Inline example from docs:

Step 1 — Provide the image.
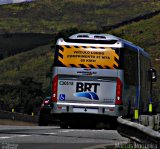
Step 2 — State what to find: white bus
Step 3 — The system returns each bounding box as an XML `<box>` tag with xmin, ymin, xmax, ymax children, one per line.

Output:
<box><xmin>51</xmin><ymin>33</ymin><xmax>157</xmax><ymax>128</ymax></box>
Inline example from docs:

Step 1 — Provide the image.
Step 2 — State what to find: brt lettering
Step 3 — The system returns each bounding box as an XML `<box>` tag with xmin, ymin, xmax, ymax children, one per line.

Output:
<box><xmin>76</xmin><ymin>82</ymin><xmax>100</xmax><ymax>93</ymax></box>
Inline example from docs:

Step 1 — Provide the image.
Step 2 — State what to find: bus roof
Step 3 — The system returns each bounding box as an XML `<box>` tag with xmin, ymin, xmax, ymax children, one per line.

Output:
<box><xmin>57</xmin><ymin>33</ymin><xmax>149</xmax><ymax>57</ymax></box>
<box><xmin>69</xmin><ymin>33</ymin><xmax>120</xmax><ymax>40</ymax></box>
<box><xmin>57</xmin><ymin>33</ymin><xmax>123</xmax><ymax>48</ymax></box>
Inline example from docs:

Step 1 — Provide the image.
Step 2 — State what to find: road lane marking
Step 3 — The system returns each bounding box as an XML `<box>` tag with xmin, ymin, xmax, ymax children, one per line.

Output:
<box><xmin>0</xmin><ymin>135</ymin><xmax>31</xmax><ymax>140</ymax></box>
<box><xmin>0</xmin><ymin>137</ymin><xmax>11</xmax><ymax>139</ymax></box>
<box><xmin>43</xmin><ymin>133</ymin><xmax>57</xmax><ymax>135</ymax></box>
<box><xmin>59</xmin><ymin>130</ymin><xmax>75</xmax><ymax>133</ymax></box>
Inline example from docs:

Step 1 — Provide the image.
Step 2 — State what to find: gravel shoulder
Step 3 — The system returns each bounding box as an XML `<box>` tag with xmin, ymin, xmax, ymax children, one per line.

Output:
<box><xmin>0</xmin><ymin>119</ymin><xmax>37</xmax><ymax>126</ymax></box>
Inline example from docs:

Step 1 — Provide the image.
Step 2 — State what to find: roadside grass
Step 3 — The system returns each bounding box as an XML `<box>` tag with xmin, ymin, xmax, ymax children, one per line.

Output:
<box><xmin>0</xmin><ymin>119</ymin><xmax>37</xmax><ymax>126</ymax></box>
<box><xmin>0</xmin><ymin>0</ymin><xmax>160</xmax><ymax>33</ymax></box>
<box><xmin>0</xmin><ymin>0</ymin><xmax>160</xmax><ymax>113</ymax></box>
<box><xmin>108</xmin><ymin>14</ymin><xmax>160</xmax><ymax>92</ymax></box>
<box><xmin>0</xmin><ymin>44</ymin><xmax>54</xmax><ymax>90</ymax></box>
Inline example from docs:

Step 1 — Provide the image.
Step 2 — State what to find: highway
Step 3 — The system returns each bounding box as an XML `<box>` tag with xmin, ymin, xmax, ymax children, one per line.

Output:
<box><xmin>0</xmin><ymin>125</ymin><xmax>128</xmax><ymax>149</ymax></box>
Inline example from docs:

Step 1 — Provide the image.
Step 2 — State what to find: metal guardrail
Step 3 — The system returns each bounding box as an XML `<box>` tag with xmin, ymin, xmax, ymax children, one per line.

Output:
<box><xmin>117</xmin><ymin>117</ymin><xmax>160</xmax><ymax>148</ymax></box>
<box><xmin>0</xmin><ymin>110</ymin><xmax>38</xmax><ymax>123</ymax></box>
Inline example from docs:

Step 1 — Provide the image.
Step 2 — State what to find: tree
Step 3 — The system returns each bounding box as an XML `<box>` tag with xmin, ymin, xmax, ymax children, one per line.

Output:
<box><xmin>19</xmin><ymin>77</ymin><xmax>43</xmax><ymax>114</ymax></box>
<box><xmin>0</xmin><ymin>77</ymin><xmax>44</xmax><ymax>114</ymax></box>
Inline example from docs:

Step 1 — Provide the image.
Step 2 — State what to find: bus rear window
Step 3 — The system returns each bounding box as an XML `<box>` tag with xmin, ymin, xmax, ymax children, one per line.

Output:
<box><xmin>54</xmin><ymin>45</ymin><xmax>121</xmax><ymax>69</ymax></box>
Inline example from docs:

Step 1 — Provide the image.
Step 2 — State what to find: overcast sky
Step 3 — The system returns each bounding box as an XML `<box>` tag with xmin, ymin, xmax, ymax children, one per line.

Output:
<box><xmin>0</xmin><ymin>0</ymin><xmax>33</xmax><ymax>5</ymax></box>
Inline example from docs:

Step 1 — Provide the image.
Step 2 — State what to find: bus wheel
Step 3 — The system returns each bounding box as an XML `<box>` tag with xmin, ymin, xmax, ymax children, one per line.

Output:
<box><xmin>60</xmin><ymin>121</ymin><xmax>68</xmax><ymax>129</ymax></box>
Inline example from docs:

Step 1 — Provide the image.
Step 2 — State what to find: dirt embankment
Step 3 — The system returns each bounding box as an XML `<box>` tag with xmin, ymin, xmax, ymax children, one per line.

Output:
<box><xmin>0</xmin><ymin>110</ymin><xmax>38</xmax><ymax>126</ymax></box>
<box><xmin>0</xmin><ymin>119</ymin><xmax>37</xmax><ymax>126</ymax></box>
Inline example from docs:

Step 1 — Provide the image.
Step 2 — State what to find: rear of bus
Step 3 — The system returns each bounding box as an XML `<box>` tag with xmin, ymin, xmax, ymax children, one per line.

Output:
<box><xmin>51</xmin><ymin>33</ymin><xmax>124</xmax><ymax>125</ymax></box>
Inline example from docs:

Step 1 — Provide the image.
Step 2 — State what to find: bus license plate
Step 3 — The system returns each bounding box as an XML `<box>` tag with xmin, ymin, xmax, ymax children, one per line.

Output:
<box><xmin>73</xmin><ymin>108</ymin><xmax>98</xmax><ymax>113</ymax></box>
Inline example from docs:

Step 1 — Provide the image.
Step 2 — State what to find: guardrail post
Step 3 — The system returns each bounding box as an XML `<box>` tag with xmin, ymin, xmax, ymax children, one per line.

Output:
<box><xmin>11</xmin><ymin>108</ymin><xmax>15</xmax><ymax>120</ymax></box>
<box><xmin>134</xmin><ymin>108</ymin><xmax>139</xmax><ymax>122</ymax></box>
<box><xmin>154</xmin><ymin>114</ymin><xmax>160</xmax><ymax>130</ymax></box>
<box><xmin>139</xmin><ymin>115</ymin><xmax>149</xmax><ymax>126</ymax></box>
<box><xmin>12</xmin><ymin>108</ymin><xmax>14</xmax><ymax>113</ymax></box>
<box><xmin>149</xmin><ymin>102</ymin><xmax>152</xmax><ymax>115</ymax></box>
<box><xmin>148</xmin><ymin>115</ymin><xmax>154</xmax><ymax>129</ymax></box>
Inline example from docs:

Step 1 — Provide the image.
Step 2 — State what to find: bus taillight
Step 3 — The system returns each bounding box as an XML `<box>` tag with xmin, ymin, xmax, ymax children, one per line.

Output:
<box><xmin>115</xmin><ymin>78</ymin><xmax>123</xmax><ymax>105</ymax></box>
<box><xmin>52</xmin><ymin>75</ymin><xmax>58</xmax><ymax>102</ymax></box>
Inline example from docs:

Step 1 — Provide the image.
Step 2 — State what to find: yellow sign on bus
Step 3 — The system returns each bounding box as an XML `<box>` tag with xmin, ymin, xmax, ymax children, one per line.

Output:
<box><xmin>58</xmin><ymin>45</ymin><xmax>119</xmax><ymax>69</ymax></box>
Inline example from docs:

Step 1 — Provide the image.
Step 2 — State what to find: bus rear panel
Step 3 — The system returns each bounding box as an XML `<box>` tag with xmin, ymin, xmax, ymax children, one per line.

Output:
<box><xmin>51</xmin><ymin>34</ymin><xmax>124</xmax><ymax>124</ymax></box>
<box><xmin>52</xmin><ymin>68</ymin><xmax>123</xmax><ymax>116</ymax></box>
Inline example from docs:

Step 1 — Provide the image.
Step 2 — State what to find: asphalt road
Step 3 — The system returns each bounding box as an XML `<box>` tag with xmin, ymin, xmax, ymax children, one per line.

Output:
<box><xmin>0</xmin><ymin>125</ymin><xmax>128</xmax><ymax>149</ymax></box>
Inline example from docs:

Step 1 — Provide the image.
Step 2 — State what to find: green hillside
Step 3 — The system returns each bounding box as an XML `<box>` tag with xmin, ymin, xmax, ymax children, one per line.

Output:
<box><xmin>0</xmin><ymin>44</ymin><xmax>54</xmax><ymax>113</ymax></box>
<box><xmin>0</xmin><ymin>0</ymin><xmax>160</xmax><ymax>113</ymax></box>
<box><xmin>0</xmin><ymin>33</ymin><xmax>53</xmax><ymax>59</ymax></box>
<box><xmin>109</xmin><ymin>13</ymin><xmax>160</xmax><ymax>98</ymax></box>
<box><xmin>0</xmin><ymin>0</ymin><xmax>160</xmax><ymax>33</ymax></box>
<box><xmin>0</xmin><ymin>44</ymin><xmax>54</xmax><ymax>91</ymax></box>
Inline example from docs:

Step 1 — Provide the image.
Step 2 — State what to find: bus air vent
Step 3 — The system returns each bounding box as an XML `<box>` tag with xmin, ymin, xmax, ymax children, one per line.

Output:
<box><xmin>94</xmin><ymin>36</ymin><xmax>106</xmax><ymax>39</ymax></box>
<box><xmin>77</xmin><ymin>35</ymin><xmax>89</xmax><ymax>38</ymax></box>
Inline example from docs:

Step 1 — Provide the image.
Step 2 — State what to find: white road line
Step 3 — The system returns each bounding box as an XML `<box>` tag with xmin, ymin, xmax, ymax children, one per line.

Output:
<box><xmin>16</xmin><ymin>135</ymin><xmax>31</xmax><ymax>137</ymax></box>
<box><xmin>59</xmin><ymin>130</ymin><xmax>75</xmax><ymax>133</ymax></box>
<box><xmin>59</xmin><ymin>130</ymin><xmax>105</xmax><ymax>133</ymax></box>
<box><xmin>0</xmin><ymin>137</ymin><xmax>11</xmax><ymax>139</ymax></box>
<box><xmin>44</xmin><ymin>133</ymin><xmax>57</xmax><ymax>135</ymax></box>
<box><xmin>0</xmin><ymin>135</ymin><xmax>30</xmax><ymax>139</ymax></box>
